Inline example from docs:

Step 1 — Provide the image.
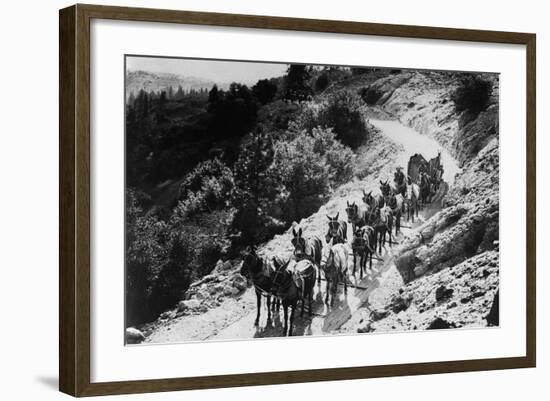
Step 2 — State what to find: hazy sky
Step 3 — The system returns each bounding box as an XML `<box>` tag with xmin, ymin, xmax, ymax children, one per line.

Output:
<box><xmin>126</xmin><ymin>56</ymin><xmax>288</xmax><ymax>86</ymax></box>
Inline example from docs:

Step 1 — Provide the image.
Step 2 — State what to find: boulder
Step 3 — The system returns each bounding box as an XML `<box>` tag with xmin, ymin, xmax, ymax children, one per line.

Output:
<box><xmin>435</xmin><ymin>285</ymin><xmax>454</xmax><ymax>302</ymax></box>
<box><xmin>178</xmin><ymin>299</ymin><xmax>200</xmax><ymax>312</ymax></box>
<box><xmin>370</xmin><ymin>309</ymin><xmax>389</xmax><ymax>321</ymax></box>
<box><xmin>159</xmin><ymin>310</ymin><xmax>175</xmax><ymax>320</ymax></box>
<box><xmin>125</xmin><ymin>327</ymin><xmax>145</xmax><ymax>344</ymax></box>
<box><xmin>357</xmin><ymin>323</ymin><xmax>373</xmax><ymax>333</ymax></box>
<box><xmin>426</xmin><ymin>317</ymin><xmax>456</xmax><ymax>330</ymax></box>
<box><xmin>231</xmin><ymin>274</ymin><xmax>248</xmax><ymax>291</ymax></box>
<box><xmin>391</xmin><ymin>295</ymin><xmax>412</xmax><ymax>314</ymax></box>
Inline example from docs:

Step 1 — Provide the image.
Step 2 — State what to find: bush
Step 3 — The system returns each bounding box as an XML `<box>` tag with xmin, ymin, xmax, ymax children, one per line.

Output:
<box><xmin>318</xmin><ymin>91</ymin><xmax>369</xmax><ymax>149</ymax></box>
<box><xmin>177</xmin><ymin>158</ymin><xmax>234</xmax><ymax>217</ymax></box>
<box><xmin>451</xmin><ymin>74</ymin><xmax>492</xmax><ymax>114</ymax></box>
<box><xmin>314</xmin><ymin>73</ymin><xmax>330</xmax><ymax>92</ymax></box>
<box><xmin>310</xmin><ymin>127</ymin><xmax>355</xmax><ymax>185</ymax></box>
<box><xmin>359</xmin><ymin>86</ymin><xmax>383</xmax><ymax>105</ymax></box>
<box><xmin>269</xmin><ymin>132</ymin><xmax>332</xmax><ymax>223</ymax></box>
<box><xmin>126</xmin><ymin>187</ymin><xmax>233</xmax><ymax>325</ymax></box>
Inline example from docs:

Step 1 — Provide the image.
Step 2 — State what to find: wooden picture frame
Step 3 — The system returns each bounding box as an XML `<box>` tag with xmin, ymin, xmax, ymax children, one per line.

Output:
<box><xmin>59</xmin><ymin>3</ymin><xmax>536</xmax><ymax>397</ymax></box>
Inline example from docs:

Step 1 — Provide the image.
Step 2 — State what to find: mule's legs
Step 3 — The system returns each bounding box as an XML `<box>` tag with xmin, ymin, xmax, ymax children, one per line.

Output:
<box><xmin>343</xmin><ymin>271</ymin><xmax>348</xmax><ymax>294</ymax></box>
<box><xmin>325</xmin><ymin>279</ymin><xmax>330</xmax><ymax>304</ymax></box>
<box><xmin>266</xmin><ymin>295</ymin><xmax>272</xmax><ymax>322</ymax></box>
<box><xmin>395</xmin><ymin>214</ymin><xmax>400</xmax><ymax>236</ymax></box>
<box><xmin>369</xmin><ymin>250</ymin><xmax>373</xmax><ymax>270</ymax></box>
<box><xmin>254</xmin><ymin>290</ymin><xmax>261</xmax><ymax>326</ymax></box>
<box><xmin>353</xmin><ymin>252</ymin><xmax>357</xmax><ymax>276</ymax></box>
<box><xmin>282</xmin><ymin>304</ymin><xmax>288</xmax><ymax>336</ymax></box>
<box><xmin>288</xmin><ymin>302</ymin><xmax>296</xmax><ymax>336</ymax></box>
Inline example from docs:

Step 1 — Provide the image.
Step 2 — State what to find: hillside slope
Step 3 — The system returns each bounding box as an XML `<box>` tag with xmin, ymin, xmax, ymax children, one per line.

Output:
<box><xmin>345</xmin><ymin>71</ymin><xmax>500</xmax><ymax>333</ymax></box>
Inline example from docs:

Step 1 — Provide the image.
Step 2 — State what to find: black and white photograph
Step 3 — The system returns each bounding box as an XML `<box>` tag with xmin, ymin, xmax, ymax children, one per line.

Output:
<box><xmin>124</xmin><ymin>56</ymin><xmax>500</xmax><ymax>344</ymax></box>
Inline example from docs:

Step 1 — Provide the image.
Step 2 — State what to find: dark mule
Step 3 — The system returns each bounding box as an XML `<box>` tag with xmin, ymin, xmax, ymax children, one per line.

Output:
<box><xmin>325</xmin><ymin>213</ymin><xmax>348</xmax><ymax>245</ymax></box>
<box><xmin>393</xmin><ymin>168</ymin><xmax>407</xmax><ymax>197</ymax></box>
<box><xmin>271</xmin><ymin>258</ymin><xmax>317</xmax><ymax>336</ymax></box>
<box><xmin>345</xmin><ymin>201</ymin><xmax>370</xmax><ymax>233</ymax></box>
<box><xmin>419</xmin><ymin>172</ymin><xmax>432</xmax><ymax>205</ymax></box>
<box><xmin>322</xmin><ymin>243</ymin><xmax>349</xmax><ymax>306</ymax></box>
<box><xmin>291</xmin><ymin>227</ymin><xmax>323</xmax><ymax>283</ymax></box>
<box><xmin>240</xmin><ymin>247</ymin><xmax>278</xmax><ymax>326</ymax></box>
<box><xmin>351</xmin><ymin>226</ymin><xmax>376</xmax><ymax>279</ymax></box>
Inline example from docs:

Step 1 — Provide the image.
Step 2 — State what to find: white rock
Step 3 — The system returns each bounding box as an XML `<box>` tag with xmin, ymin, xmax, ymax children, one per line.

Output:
<box><xmin>178</xmin><ymin>299</ymin><xmax>200</xmax><ymax>312</ymax></box>
<box><xmin>125</xmin><ymin>327</ymin><xmax>145</xmax><ymax>344</ymax></box>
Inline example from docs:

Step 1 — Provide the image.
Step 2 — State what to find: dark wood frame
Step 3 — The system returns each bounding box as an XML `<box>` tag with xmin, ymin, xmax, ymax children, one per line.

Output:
<box><xmin>59</xmin><ymin>3</ymin><xmax>536</xmax><ymax>397</ymax></box>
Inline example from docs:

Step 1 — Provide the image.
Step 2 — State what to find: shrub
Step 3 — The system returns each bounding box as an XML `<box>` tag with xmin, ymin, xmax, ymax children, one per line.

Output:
<box><xmin>451</xmin><ymin>74</ymin><xmax>492</xmax><ymax>114</ymax></box>
<box><xmin>359</xmin><ymin>86</ymin><xmax>383</xmax><ymax>105</ymax></box>
<box><xmin>177</xmin><ymin>158</ymin><xmax>234</xmax><ymax>217</ymax></box>
<box><xmin>310</xmin><ymin>127</ymin><xmax>355</xmax><ymax>185</ymax></box>
<box><xmin>126</xmin><ymin>187</ymin><xmax>233</xmax><ymax>325</ymax></box>
<box><xmin>269</xmin><ymin>133</ymin><xmax>332</xmax><ymax>223</ymax></box>
<box><xmin>126</xmin><ymin>190</ymin><xmax>170</xmax><ymax>325</ymax></box>
<box><xmin>314</xmin><ymin>73</ymin><xmax>330</xmax><ymax>93</ymax></box>
<box><xmin>318</xmin><ymin>91</ymin><xmax>369</xmax><ymax>149</ymax></box>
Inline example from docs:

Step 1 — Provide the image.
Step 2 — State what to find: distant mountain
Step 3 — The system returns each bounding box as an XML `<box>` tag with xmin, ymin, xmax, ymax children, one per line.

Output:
<box><xmin>126</xmin><ymin>70</ymin><xmax>229</xmax><ymax>99</ymax></box>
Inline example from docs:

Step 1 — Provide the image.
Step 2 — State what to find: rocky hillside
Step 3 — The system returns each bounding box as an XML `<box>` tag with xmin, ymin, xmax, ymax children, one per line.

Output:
<box><xmin>349</xmin><ymin>71</ymin><xmax>500</xmax><ymax>333</ymax></box>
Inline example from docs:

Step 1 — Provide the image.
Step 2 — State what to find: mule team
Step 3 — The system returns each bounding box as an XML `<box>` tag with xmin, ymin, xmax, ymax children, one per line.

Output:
<box><xmin>240</xmin><ymin>154</ymin><xmax>444</xmax><ymax>336</ymax></box>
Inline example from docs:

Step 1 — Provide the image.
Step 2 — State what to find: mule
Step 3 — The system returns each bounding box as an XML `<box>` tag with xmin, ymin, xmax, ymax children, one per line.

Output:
<box><xmin>363</xmin><ymin>190</ymin><xmax>385</xmax><ymax>211</ymax></box>
<box><xmin>351</xmin><ymin>226</ymin><xmax>376</xmax><ymax>279</ymax></box>
<box><xmin>325</xmin><ymin>213</ymin><xmax>348</xmax><ymax>245</ymax></box>
<box><xmin>380</xmin><ymin>180</ymin><xmax>404</xmax><ymax>235</ymax></box>
<box><xmin>373</xmin><ymin>207</ymin><xmax>394</xmax><ymax>253</ymax></box>
<box><xmin>291</xmin><ymin>227</ymin><xmax>323</xmax><ymax>284</ymax></box>
<box><xmin>386</xmin><ymin>192</ymin><xmax>404</xmax><ymax>235</ymax></box>
<box><xmin>345</xmin><ymin>201</ymin><xmax>370</xmax><ymax>233</ymax></box>
<box><xmin>405</xmin><ymin>176</ymin><xmax>420</xmax><ymax>222</ymax></box>
<box><xmin>419</xmin><ymin>172</ymin><xmax>433</xmax><ymax>205</ymax></box>
<box><xmin>240</xmin><ymin>247</ymin><xmax>278</xmax><ymax>326</ymax></box>
<box><xmin>271</xmin><ymin>258</ymin><xmax>317</xmax><ymax>336</ymax></box>
<box><xmin>322</xmin><ymin>243</ymin><xmax>349</xmax><ymax>306</ymax></box>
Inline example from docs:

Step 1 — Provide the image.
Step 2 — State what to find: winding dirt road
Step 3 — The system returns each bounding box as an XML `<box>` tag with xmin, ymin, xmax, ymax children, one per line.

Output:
<box><xmin>145</xmin><ymin>119</ymin><xmax>461</xmax><ymax>344</ymax></box>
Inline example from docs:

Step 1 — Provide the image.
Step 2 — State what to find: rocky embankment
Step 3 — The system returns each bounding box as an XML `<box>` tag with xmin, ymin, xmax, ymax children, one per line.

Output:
<box><xmin>350</xmin><ymin>71</ymin><xmax>500</xmax><ymax>332</ymax></box>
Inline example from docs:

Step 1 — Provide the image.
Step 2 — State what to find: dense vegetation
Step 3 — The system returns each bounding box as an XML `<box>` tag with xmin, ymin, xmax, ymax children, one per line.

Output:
<box><xmin>451</xmin><ymin>74</ymin><xmax>493</xmax><ymax>115</ymax></box>
<box><xmin>126</xmin><ymin>64</ymin><xmax>378</xmax><ymax>325</ymax></box>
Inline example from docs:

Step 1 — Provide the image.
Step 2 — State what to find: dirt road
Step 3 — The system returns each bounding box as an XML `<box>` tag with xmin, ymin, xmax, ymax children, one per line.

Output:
<box><xmin>145</xmin><ymin>119</ymin><xmax>460</xmax><ymax>344</ymax></box>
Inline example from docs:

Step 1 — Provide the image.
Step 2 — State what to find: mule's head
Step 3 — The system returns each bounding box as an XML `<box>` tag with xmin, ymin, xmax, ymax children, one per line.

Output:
<box><xmin>327</xmin><ymin>213</ymin><xmax>341</xmax><ymax>237</ymax></box>
<box><xmin>292</xmin><ymin>227</ymin><xmax>306</xmax><ymax>258</ymax></box>
<box><xmin>240</xmin><ymin>246</ymin><xmax>258</xmax><ymax>277</ymax></box>
<box><xmin>352</xmin><ymin>228</ymin><xmax>365</xmax><ymax>249</ymax></box>
<box><xmin>345</xmin><ymin>201</ymin><xmax>357</xmax><ymax>223</ymax></box>
<box><xmin>362</xmin><ymin>190</ymin><xmax>372</xmax><ymax>206</ymax></box>
<box><xmin>271</xmin><ymin>257</ymin><xmax>290</xmax><ymax>291</ymax></box>
<box><xmin>380</xmin><ymin>180</ymin><xmax>391</xmax><ymax>196</ymax></box>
